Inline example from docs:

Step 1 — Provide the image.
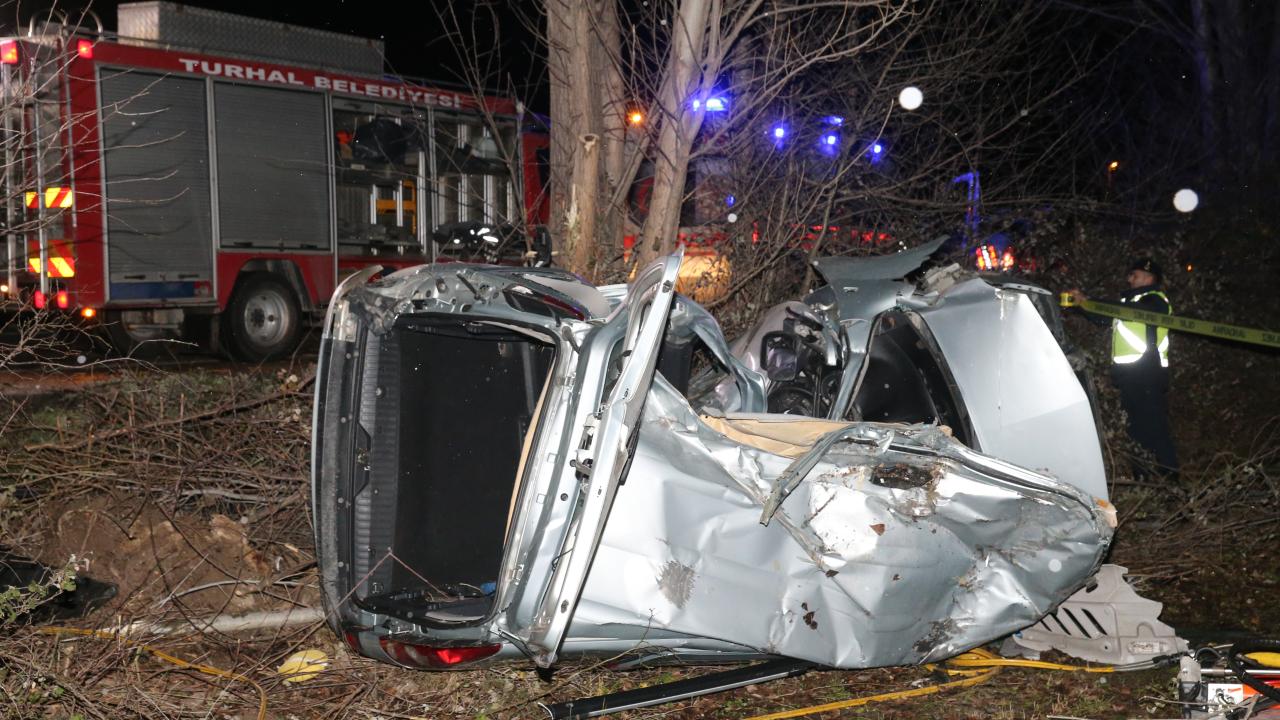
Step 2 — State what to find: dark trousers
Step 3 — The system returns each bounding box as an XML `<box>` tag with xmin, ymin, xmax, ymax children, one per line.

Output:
<box><xmin>1113</xmin><ymin>365</ymin><xmax>1179</xmax><ymax>480</ymax></box>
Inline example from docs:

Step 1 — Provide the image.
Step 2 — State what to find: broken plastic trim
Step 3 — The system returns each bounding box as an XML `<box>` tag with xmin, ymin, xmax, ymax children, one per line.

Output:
<box><xmin>539</xmin><ymin>659</ymin><xmax>813</xmax><ymax>719</ymax></box>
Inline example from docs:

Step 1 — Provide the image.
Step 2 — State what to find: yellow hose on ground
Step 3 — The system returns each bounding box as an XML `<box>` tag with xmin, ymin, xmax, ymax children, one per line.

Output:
<box><xmin>944</xmin><ymin>655</ymin><xmax>1114</xmax><ymax>673</ymax></box>
<box><xmin>743</xmin><ymin>648</ymin><xmax>1117</xmax><ymax>720</ymax></box>
<box><xmin>37</xmin><ymin>626</ymin><xmax>267</xmax><ymax>720</ymax></box>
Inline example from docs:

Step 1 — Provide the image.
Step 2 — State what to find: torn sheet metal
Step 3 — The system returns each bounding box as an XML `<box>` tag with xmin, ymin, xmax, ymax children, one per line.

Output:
<box><xmin>912</xmin><ymin>279</ymin><xmax>1107</xmax><ymax>499</ymax></box>
<box><xmin>572</xmin><ymin>376</ymin><xmax>1113</xmax><ymax>668</ymax></box>
<box><xmin>313</xmin><ymin>247</ymin><xmax>1117</xmax><ymax>674</ymax></box>
<box><xmin>731</xmin><ymin>238</ymin><xmax>948</xmax><ymax>420</ymax></box>
<box><xmin>729</xmin><ymin>256</ymin><xmax>1106</xmax><ymax>500</ymax></box>
<box><xmin>669</xmin><ymin>296</ymin><xmax>768</xmax><ymax>413</ymax></box>
<box><xmin>811</xmin><ymin>236</ymin><xmax>947</xmax><ymax>283</ymax></box>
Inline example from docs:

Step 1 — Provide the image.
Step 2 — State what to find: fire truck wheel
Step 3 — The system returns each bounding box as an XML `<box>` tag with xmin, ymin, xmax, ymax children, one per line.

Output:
<box><xmin>226</xmin><ymin>273</ymin><xmax>302</xmax><ymax>361</ymax></box>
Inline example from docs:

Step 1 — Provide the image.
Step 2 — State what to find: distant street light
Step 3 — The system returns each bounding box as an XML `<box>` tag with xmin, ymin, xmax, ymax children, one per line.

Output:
<box><xmin>627</xmin><ymin>110</ymin><xmax>644</xmax><ymax>127</ymax></box>
<box><xmin>1173</xmin><ymin>189</ymin><xmax>1199</xmax><ymax>213</ymax></box>
<box><xmin>899</xmin><ymin>86</ymin><xmax>923</xmax><ymax>111</ymax></box>
<box><xmin>1108</xmin><ymin>160</ymin><xmax>1119</xmax><ymax>172</ymax></box>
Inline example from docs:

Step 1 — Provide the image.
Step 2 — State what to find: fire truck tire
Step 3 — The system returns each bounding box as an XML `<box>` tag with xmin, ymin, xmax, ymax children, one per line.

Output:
<box><xmin>226</xmin><ymin>273</ymin><xmax>302</xmax><ymax>361</ymax></box>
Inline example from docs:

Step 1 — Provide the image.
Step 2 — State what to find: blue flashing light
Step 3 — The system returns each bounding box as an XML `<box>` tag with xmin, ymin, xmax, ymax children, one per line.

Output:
<box><xmin>825</xmin><ymin>115</ymin><xmax>844</xmax><ymax>126</ymax></box>
<box><xmin>772</xmin><ymin>124</ymin><xmax>787</xmax><ymax>139</ymax></box>
<box><xmin>819</xmin><ymin>132</ymin><xmax>840</xmax><ymax>156</ymax></box>
<box><xmin>872</xmin><ymin>143</ymin><xmax>883</xmax><ymax>155</ymax></box>
<box><xmin>725</xmin><ymin>194</ymin><xmax>736</xmax><ymax>207</ymax></box>
<box><xmin>692</xmin><ymin>95</ymin><xmax>728</xmax><ymax>113</ymax></box>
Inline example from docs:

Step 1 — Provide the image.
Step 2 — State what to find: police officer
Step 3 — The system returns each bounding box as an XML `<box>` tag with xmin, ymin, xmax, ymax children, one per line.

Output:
<box><xmin>1067</xmin><ymin>259</ymin><xmax>1179</xmax><ymax>480</ymax></box>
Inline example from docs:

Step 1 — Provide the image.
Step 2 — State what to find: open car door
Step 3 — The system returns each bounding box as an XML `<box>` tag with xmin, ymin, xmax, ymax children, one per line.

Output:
<box><xmin>523</xmin><ymin>252</ymin><xmax>682</xmax><ymax>667</ymax></box>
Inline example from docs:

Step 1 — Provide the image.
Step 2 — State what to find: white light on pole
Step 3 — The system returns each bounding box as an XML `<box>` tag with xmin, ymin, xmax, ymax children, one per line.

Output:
<box><xmin>898</xmin><ymin>86</ymin><xmax>923</xmax><ymax>111</ymax></box>
<box><xmin>1173</xmin><ymin>189</ymin><xmax>1199</xmax><ymax>213</ymax></box>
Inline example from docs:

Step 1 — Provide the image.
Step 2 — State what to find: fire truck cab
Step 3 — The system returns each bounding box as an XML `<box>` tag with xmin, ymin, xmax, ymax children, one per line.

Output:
<box><xmin>0</xmin><ymin>3</ymin><xmax>546</xmax><ymax>359</ymax></box>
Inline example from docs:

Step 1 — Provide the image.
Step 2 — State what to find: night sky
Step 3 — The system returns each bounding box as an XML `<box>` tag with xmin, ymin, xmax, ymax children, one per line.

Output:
<box><xmin>10</xmin><ymin>0</ymin><xmax>1275</xmax><ymax>203</ymax></box>
<box><xmin>20</xmin><ymin>0</ymin><xmax>541</xmax><ymax>94</ymax></box>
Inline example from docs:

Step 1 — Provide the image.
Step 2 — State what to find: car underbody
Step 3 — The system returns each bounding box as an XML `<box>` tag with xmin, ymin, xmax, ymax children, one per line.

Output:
<box><xmin>311</xmin><ymin>240</ymin><xmax>1115</xmax><ymax>671</ymax></box>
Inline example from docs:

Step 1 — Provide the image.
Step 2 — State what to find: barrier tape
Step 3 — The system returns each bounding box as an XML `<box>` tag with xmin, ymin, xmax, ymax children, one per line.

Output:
<box><xmin>1060</xmin><ymin>294</ymin><xmax>1280</xmax><ymax>349</ymax></box>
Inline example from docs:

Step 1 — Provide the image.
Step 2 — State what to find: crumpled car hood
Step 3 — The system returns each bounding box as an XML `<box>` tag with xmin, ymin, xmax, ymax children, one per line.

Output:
<box><xmin>573</xmin><ymin>376</ymin><xmax>1114</xmax><ymax>667</ymax></box>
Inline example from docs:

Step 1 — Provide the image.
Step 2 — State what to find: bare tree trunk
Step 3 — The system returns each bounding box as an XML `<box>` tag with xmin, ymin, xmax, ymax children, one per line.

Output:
<box><xmin>568</xmin><ymin>133</ymin><xmax>600</xmax><ymax>273</ymax></box>
<box><xmin>595</xmin><ymin>0</ymin><xmax>628</xmax><ymax>277</ymax></box>
<box><xmin>547</xmin><ymin>0</ymin><xmax>603</xmax><ymax>277</ymax></box>
<box><xmin>1188</xmin><ymin>0</ymin><xmax>1221</xmax><ymax>179</ymax></box>
<box><xmin>634</xmin><ymin>0</ymin><xmax>714</xmax><ymax>270</ymax></box>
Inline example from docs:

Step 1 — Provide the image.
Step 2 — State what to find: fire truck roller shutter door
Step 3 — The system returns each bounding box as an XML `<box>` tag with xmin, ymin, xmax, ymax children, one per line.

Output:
<box><xmin>225</xmin><ymin>272</ymin><xmax>303</xmax><ymax>361</ymax></box>
<box><xmin>100</xmin><ymin>71</ymin><xmax>213</xmax><ymax>290</ymax></box>
<box><xmin>213</xmin><ymin>83</ymin><xmax>331</xmax><ymax>250</ymax></box>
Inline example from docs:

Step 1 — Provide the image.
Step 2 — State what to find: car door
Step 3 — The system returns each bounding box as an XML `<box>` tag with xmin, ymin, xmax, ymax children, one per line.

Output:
<box><xmin>522</xmin><ymin>252</ymin><xmax>683</xmax><ymax>667</ymax></box>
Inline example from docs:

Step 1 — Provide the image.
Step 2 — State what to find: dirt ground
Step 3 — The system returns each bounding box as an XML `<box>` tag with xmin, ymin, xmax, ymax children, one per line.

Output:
<box><xmin>0</xmin><ymin>345</ymin><xmax>1276</xmax><ymax>719</ymax></box>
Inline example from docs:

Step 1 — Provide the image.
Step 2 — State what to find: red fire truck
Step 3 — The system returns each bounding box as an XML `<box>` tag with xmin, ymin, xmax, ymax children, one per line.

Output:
<box><xmin>1</xmin><ymin>3</ymin><xmax>547</xmax><ymax>359</ymax></box>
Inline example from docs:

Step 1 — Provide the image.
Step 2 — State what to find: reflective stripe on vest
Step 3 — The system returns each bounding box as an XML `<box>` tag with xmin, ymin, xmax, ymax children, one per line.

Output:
<box><xmin>1112</xmin><ymin>290</ymin><xmax>1171</xmax><ymax>366</ymax></box>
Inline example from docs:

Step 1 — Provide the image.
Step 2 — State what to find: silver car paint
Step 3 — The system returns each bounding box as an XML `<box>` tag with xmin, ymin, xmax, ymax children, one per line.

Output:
<box><xmin>728</xmin><ymin>243</ymin><xmax>1106</xmax><ymax>500</ymax></box>
<box><xmin>908</xmin><ymin>278</ymin><xmax>1108</xmax><ymax>499</ymax></box>
<box><xmin>313</xmin><ymin>245</ymin><xmax>1115</xmax><ymax>670</ymax></box>
<box><xmin>572</xmin><ymin>376</ymin><xmax>1112</xmax><ymax>666</ymax></box>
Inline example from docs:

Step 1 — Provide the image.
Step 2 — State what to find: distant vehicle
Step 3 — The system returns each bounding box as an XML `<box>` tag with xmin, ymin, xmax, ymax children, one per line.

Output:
<box><xmin>0</xmin><ymin>3</ymin><xmax>547</xmax><ymax>359</ymax></box>
<box><xmin>311</xmin><ymin>239</ymin><xmax>1114</xmax><ymax>672</ymax></box>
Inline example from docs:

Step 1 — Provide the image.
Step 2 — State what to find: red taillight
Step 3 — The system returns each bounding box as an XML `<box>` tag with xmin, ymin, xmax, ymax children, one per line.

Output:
<box><xmin>33</xmin><ymin>290</ymin><xmax>46</xmax><ymax>309</ymax></box>
<box><xmin>378</xmin><ymin>638</ymin><xmax>501</xmax><ymax>668</ymax></box>
<box><xmin>342</xmin><ymin>630</ymin><xmax>363</xmax><ymax>653</ymax></box>
<box><xmin>1</xmin><ymin>41</ymin><xmax>18</xmax><ymax>65</ymax></box>
<box><xmin>432</xmin><ymin>646</ymin><xmax>501</xmax><ymax>665</ymax></box>
<box><xmin>76</xmin><ymin>39</ymin><xmax>93</xmax><ymax>59</ymax></box>
<box><xmin>55</xmin><ymin>290</ymin><xmax>69</xmax><ymax>309</ymax></box>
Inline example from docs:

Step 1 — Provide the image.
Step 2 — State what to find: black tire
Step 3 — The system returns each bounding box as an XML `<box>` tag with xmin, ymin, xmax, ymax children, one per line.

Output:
<box><xmin>225</xmin><ymin>273</ymin><xmax>302</xmax><ymax>361</ymax></box>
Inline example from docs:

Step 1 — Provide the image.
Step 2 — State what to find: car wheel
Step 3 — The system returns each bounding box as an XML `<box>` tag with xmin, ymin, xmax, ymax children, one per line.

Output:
<box><xmin>226</xmin><ymin>273</ymin><xmax>302</xmax><ymax>361</ymax></box>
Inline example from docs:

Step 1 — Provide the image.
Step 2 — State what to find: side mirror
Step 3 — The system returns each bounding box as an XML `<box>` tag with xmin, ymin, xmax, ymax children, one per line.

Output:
<box><xmin>762</xmin><ymin>333</ymin><xmax>798</xmax><ymax>382</ymax></box>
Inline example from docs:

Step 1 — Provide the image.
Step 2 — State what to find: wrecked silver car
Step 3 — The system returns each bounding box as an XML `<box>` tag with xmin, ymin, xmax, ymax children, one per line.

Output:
<box><xmin>311</xmin><ymin>239</ymin><xmax>1116</xmax><ymax>672</ymax></box>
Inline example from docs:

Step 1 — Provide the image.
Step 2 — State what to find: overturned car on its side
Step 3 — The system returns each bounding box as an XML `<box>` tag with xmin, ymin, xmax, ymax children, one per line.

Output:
<box><xmin>311</xmin><ymin>238</ymin><xmax>1116</xmax><ymax>671</ymax></box>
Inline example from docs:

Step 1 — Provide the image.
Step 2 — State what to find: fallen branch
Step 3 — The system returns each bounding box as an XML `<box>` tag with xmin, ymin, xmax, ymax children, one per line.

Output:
<box><xmin>23</xmin><ymin>373</ymin><xmax>314</xmax><ymax>452</ymax></box>
<box><xmin>101</xmin><ymin>606</ymin><xmax>325</xmax><ymax>638</ymax></box>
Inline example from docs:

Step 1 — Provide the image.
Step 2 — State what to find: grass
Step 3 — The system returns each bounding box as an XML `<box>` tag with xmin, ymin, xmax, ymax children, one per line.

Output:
<box><xmin>0</xmin><ymin>360</ymin><xmax>1276</xmax><ymax>719</ymax></box>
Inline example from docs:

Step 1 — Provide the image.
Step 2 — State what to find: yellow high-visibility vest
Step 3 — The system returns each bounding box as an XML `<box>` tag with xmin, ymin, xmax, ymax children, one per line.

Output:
<box><xmin>1112</xmin><ymin>290</ymin><xmax>1171</xmax><ymax>367</ymax></box>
